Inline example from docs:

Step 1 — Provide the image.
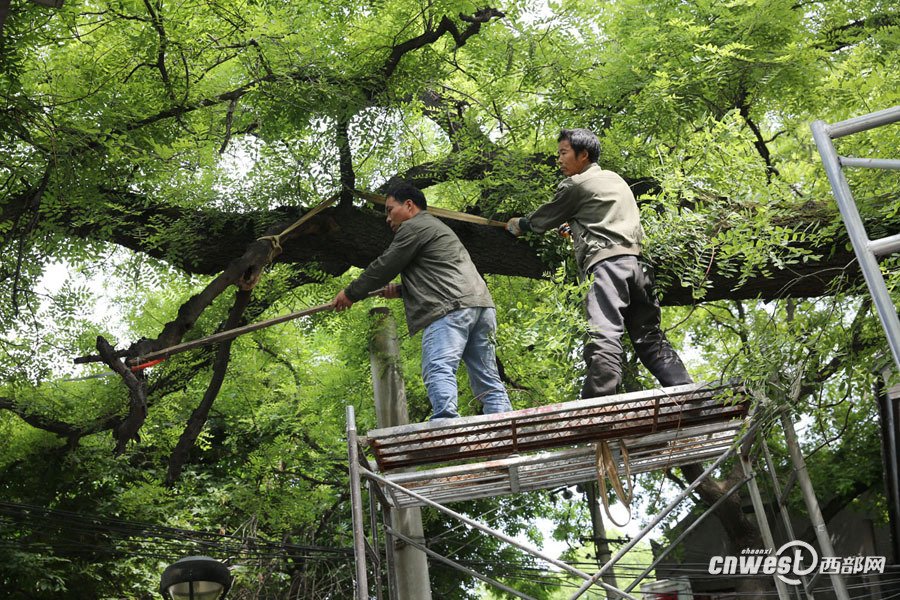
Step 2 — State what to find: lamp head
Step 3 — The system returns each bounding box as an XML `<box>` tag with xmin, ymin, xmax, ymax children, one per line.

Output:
<box><xmin>160</xmin><ymin>556</ymin><xmax>231</xmax><ymax>600</ymax></box>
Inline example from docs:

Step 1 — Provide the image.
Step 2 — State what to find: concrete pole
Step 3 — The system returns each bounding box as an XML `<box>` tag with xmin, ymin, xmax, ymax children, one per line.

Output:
<box><xmin>369</xmin><ymin>307</ymin><xmax>432</xmax><ymax>600</ymax></box>
<box><xmin>585</xmin><ymin>482</ymin><xmax>619</xmax><ymax>598</ymax></box>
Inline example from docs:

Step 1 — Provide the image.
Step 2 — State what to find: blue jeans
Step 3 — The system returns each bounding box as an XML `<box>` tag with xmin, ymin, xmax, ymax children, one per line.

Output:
<box><xmin>421</xmin><ymin>307</ymin><xmax>512</xmax><ymax>420</ymax></box>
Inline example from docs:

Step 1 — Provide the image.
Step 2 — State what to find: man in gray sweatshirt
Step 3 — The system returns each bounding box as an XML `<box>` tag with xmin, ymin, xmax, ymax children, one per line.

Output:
<box><xmin>506</xmin><ymin>128</ymin><xmax>691</xmax><ymax>399</ymax></box>
<box><xmin>333</xmin><ymin>183</ymin><xmax>511</xmax><ymax>420</ymax></box>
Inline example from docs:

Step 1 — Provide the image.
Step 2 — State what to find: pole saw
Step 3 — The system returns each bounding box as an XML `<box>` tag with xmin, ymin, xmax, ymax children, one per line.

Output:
<box><xmin>68</xmin><ymin>288</ymin><xmax>393</xmax><ymax>381</ymax></box>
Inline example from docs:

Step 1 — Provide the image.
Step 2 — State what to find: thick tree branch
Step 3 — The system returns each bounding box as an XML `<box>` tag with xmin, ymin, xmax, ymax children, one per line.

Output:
<box><xmin>738</xmin><ymin>101</ymin><xmax>780</xmax><ymax>182</ymax></box>
<box><xmin>0</xmin><ymin>396</ymin><xmax>82</xmax><ymax>439</ymax></box>
<box><xmin>815</xmin><ymin>14</ymin><xmax>900</xmax><ymax>52</ymax></box>
<box><xmin>10</xmin><ymin>171</ymin><xmax>868</xmax><ymax>321</ymax></box>
<box><xmin>142</xmin><ymin>0</ymin><xmax>175</xmax><ymax>102</ymax></box>
<box><xmin>336</xmin><ymin>118</ymin><xmax>356</xmax><ymax>207</ymax></box>
<box><xmin>380</xmin><ymin>8</ymin><xmax>505</xmax><ymax>81</ymax></box>
<box><xmin>166</xmin><ymin>288</ymin><xmax>251</xmax><ymax>484</ymax></box>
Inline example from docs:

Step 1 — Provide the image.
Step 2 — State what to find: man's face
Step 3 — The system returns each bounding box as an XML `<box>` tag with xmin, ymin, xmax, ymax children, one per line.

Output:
<box><xmin>385</xmin><ymin>196</ymin><xmax>415</xmax><ymax>232</ymax></box>
<box><xmin>557</xmin><ymin>139</ymin><xmax>591</xmax><ymax>177</ymax></box>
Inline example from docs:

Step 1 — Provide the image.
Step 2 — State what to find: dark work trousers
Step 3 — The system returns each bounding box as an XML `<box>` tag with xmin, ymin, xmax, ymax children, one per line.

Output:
<box><xmin>581</xmin><ymin>255</ymin><xmax>692</xmax><ymax>399</ymax></box>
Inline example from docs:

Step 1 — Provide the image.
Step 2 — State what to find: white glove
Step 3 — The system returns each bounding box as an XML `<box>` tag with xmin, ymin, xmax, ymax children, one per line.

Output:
<box><xmin>506</xmin><ymin>217</ymin><xmax>523</xmax><ymax>236</ymax></box>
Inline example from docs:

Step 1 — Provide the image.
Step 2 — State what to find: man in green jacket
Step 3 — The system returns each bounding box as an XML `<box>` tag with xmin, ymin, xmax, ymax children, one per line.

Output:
<box><xmin>506</xmin><ymin>128</ymin><xmax>692</xmax><ymax>399</ymax></box>
<box><xmin>332</xmin><ymin>183</ymin><xmax>512</xmax><ymax>420</ymax></box>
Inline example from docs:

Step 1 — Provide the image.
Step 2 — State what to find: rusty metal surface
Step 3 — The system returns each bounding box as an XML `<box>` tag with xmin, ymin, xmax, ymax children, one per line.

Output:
<box><xmin>383</xmin><ymin>423</ymin><xmax>743</xmax><ymax>508</ymax></box>
<box><xmin>366</xmin><ymin>381</ymin><xmax>748</xmax><ymax>472</ymax></box>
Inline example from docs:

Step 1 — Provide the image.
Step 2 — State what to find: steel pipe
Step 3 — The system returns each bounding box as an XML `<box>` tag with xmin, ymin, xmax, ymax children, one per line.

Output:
<box><xmin>839</xmin><ymin>157</ymin><xmax>900</xmax><ymax>170</ymax></box>
<box><xmin>821</xmin><ymin>105</ymin><xmax>900</xmax><ymax>139</ymax></box>
<box><xmin>567</xmin><ymin>418</ymin><xmax>762</xmax><ymax>600</ymax></box>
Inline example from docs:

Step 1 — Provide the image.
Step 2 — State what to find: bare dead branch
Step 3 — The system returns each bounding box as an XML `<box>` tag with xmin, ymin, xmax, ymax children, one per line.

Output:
<box><xmin>97</xmin><ymin>335</ymin><xmax>148</xmax><ymax>454</ymax></box>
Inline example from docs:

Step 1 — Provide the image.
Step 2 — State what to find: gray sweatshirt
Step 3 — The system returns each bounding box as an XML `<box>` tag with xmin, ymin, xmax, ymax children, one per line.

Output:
<box><xmin>522</xmin><ymin>163</ymin><xmax>644</xmax><ymax>273</ymax></box>
<box><xmin>344</xmin><ymin>211</ymin><xmax>494</xmax><ymax>334</ymax></box>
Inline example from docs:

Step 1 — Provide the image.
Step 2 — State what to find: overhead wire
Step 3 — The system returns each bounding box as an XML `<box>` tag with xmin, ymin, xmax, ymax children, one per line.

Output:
<box><xmin>0</xmin><ymin>500</ymin><xmax>352</xmax><ymax>564</ymax></box>
<box><xmin>8</xmin><ymin>496</ymin><xmax>893</xmax><ymax>599</ymax></box>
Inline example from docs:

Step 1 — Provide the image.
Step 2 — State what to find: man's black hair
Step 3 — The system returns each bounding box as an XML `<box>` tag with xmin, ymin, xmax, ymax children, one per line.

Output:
<box><xmin>558</xmin><ymin>128</ymin><xmax>601</xmax><ymax>163</ymax></box>
<box><xmin>386</xmin><ymin>183</ymin><xmax>427</xmax><ymax>210</ymax></box>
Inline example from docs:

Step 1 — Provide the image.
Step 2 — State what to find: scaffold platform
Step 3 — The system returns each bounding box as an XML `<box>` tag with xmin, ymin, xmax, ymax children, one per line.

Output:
<box><xmin>347</xmin><ymin>377</ymin><xmax>854</xmax><ymax>600</ymax></box>
<box><xmin>361</xmin><ymin>380</ymin><xmax>750</xmax><ymax>508</ymax></box>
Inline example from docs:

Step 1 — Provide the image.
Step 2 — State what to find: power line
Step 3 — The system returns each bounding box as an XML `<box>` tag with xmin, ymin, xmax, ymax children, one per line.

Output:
<box><xmin>0</xmin><ymin>500</ymin><xmax>352</xmax><ymax>563</ymax></box>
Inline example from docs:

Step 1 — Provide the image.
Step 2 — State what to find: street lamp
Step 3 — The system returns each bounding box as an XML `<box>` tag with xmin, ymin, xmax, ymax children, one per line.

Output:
<box><xmin>160</xmin><ymin>556</ymin><xmax>232</xmax><ymax>600</ymax></box>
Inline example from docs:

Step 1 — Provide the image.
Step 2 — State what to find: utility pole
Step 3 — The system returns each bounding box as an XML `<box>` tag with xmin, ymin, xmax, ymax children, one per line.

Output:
<box><xmin>585</xmin><ymin>482</ymin><xmax>619</xmax><ymax>598</ymax></box>
<box><xmin>369</xmin><ymin>307</ymin><xmax>432</xmax><ymax>600</ymax></box>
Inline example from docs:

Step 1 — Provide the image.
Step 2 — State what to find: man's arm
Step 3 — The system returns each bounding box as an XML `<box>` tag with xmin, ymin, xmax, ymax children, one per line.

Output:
<box><xmin>507</xmin><ymin>179</ymin><xmax>580</xmax><ymax>236</ymax></box>
<box><xmin>332</xmin><ymin>284</ymin><xmax>402</xmax><ymax>311</ymax></box>
<box><xmin>331</xmin><ymin>226</ymin><xmax>418</xmax><ymax>310</ymax></box>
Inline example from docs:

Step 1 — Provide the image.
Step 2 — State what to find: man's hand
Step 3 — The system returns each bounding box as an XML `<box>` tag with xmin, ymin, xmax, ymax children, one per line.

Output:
<box><xmin>506</xmin><ymin>217</ymin><xmax>523</xmax><ymax>236</ymax></box>
<box><xmin>379</xmin><ymin>283</ymin><xmax>402</xmax><ymax>299</ymax></box>
<box><xmin>332</xmin><ymin>289</ymin><xmax>354</xmax><ymax>311</ymax></box>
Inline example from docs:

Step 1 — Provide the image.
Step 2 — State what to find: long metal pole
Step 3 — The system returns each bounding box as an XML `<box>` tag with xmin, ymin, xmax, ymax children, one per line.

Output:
<box><xmin>368</xmin><ymin>481</ymin><xmax>384</xmax><ymax>600</ymax></box>
<box><xmin>623</xmin><ymin>475</ymin><xmax>751</xmax><ymax>593</ymax></box>
<box><xmin>811</xmin><ymin>117</ymin><xmax>900</xmax><ymax>375</ymax></box>
<box><xmin>838</xmin><ymin>157</ymin><xmax>900</xmax><ymax>170</ymax></box>
<box><xmin>385</xmin><ymin>526</ymin><xmax>540</xmax><ymax>600</ymax></box>
<box><xmin>761</xmin><ymin>442</ymin><xmax>815</xmax><ymax>600</ymax></box>
<box><xmin>347</xmin><ymin>405</ymin><xmax>370</xmax><ymax>600</ymax></box>
<box><xmin>780</xmin><ymin>412</ymin><xmax>851</xmax><ymax>600</ymax></box>
<box><xmin>382</xmin><ymin>508</ymin><xmax>399</xmax><ymax>600</ymax></box>
<box><xmin>568</xmin><ymin>420</ymin><xmax>762</xmax><ymax>600</ymax></box>
<box><xmin>821</xmin><ymin>105</ymin><xmax>900</xmax><ymax>139</ymax></box>
<box><xmin>880</xmin><ymin>374</ymin><xmax>900</xmax><ymax>564</ymax></box>
<box><xmin>360</xmin><ymin>467</ymin><xmax>639</xmax><ymax>600</ymax></box>
<box><xmin>740</xmin><ymin>453</ymin><xmax>792</xmax><ymax>600</ymax></box>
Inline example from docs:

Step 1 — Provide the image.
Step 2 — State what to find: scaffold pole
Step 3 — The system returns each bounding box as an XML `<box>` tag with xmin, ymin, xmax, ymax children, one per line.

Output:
<box><xmin>347</xmin><ymin>405</ymin><xmax>370</xmax><ymax>600</ymax></box>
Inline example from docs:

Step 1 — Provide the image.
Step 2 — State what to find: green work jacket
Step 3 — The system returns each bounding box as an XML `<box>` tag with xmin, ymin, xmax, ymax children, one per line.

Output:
<box><xmin>521</xmin><ymin>163</ymin><xmax>644</xmax><ymax>274</ymax></box>
<box><xmin>344</xmin><ymin>211</ymin><xmax>494</xmax><ymax>335</ymax></box>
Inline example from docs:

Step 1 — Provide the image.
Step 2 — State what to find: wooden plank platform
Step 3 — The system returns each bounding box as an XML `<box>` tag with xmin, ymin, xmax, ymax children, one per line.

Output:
<box><xmin>365</xmin><ymin>381</ymin><xmax>748</xmax><ymax>471</ymax></box>
<box><xmin>362</xmin><ymin>381</ymin><xmax>750</xmax><ymax>508</ymax></box>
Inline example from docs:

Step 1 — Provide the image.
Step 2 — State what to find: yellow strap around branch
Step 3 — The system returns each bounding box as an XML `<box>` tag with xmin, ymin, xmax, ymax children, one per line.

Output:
<box><xmin>250</xmin><ymin>187</ymin><xmax>506</xmax><ymax>281</ymax></box>
<box><xmin>257</xmin><ymin>188</ymin><xmax>506</xmax><ymax>262</ymax></box>
<box><xmin>595</xmin><ymin>440</ymin><xmax>633</xmax><ymax>527</ymax></box>
<box><xmin>257</xmin><ymin>192</ymin><xmax>342</xmax><ymax>253</ymax></box>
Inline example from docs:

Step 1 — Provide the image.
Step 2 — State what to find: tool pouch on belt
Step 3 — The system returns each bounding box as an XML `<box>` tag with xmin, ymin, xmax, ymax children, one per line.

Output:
<box><xmin>595</xmin><ymin>440</ymin><xmax>633</xmax><ymax>527</ymax></box>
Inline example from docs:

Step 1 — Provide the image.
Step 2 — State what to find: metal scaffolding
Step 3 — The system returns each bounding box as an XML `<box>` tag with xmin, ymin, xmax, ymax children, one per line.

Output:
<box><xmin>346</xmin><ymin>381</ymin><xmax>850</xmax><ymax>599</ymax></box>
<box><xmin>811</xmin><ymin>105</ymin><xmax>900</xmax><ymax>374</ymax></box>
